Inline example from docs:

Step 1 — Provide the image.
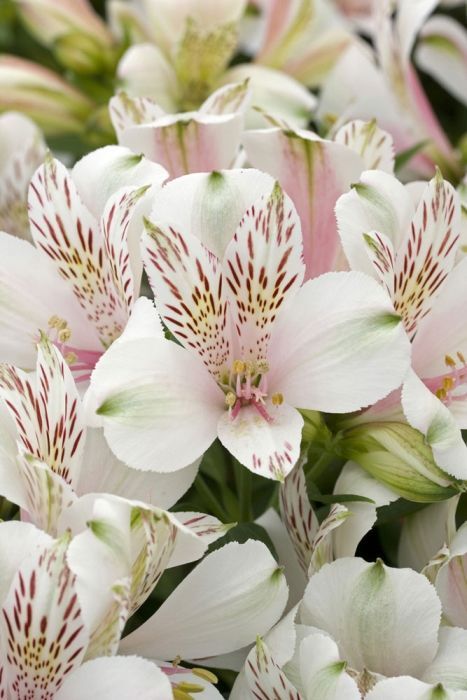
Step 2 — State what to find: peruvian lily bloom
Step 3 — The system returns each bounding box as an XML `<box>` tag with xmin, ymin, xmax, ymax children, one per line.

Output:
<box><xmin>90</xmin><ymin>172</ymin><xmax>410</xmax><ymax>480</ymax></box>
<box><xmin>244</xmin><ymin>118</ymin><xmax>394</xmax><ymax>278</ymax></box>
<box><xmin>0</xmin><ymin>331</ymin><xmax>206</xmax><ymax>537</ymax></box>
<box><xmin>235</xmin><ymin>557</ymin><xmax>467</xmax><ymax>698</ymax></box>
<box><xmin>109</xmin><ymin>80</ymin><xmax>251</xmax><ymax>178</ymax></box>
<box><xmin>336</xmin><ymin>168</ymin><xmax>467</xmax><ymax>480</ymax></box>
<box><xmin>0</xmin><ymin>145</ymin><xmax>167</xmax><ymax>373</ymax></box>
<box><xmin>0</xmin><ymin>111</ymin><xmax>46</xmax><ymax>240</ymax></box>
<box><xmin>0</xmin><ymin>520</ymin><xmax>218</xmax><ymax>699</ymax></box>
<box><xmin>318</xmin><ymin>0</ymin><xmax>461</xmax><ymax>179</ymax></box>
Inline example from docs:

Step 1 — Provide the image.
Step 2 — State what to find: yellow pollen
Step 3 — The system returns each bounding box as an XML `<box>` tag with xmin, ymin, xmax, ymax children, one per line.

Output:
<box><xmin>458</xmin><ymin>351</ymin><xmax>466</xmax><ymax>364</ymax></box>
<box><xmin>48</xmin><ymin>315</ymin><xmax>61</xmax><ymax>328</ymax></box>
<box><xmin>192</xmin><ymin>669</ymin><xmax>218</xmax><ymax>684</ymax></box>
<box><xmin>436</xmin><ymin>388</ymin><xmax>447</xmax><ymax>400</ymax></box>
<box><xmin>233</xmin><ymin>359</ymin><xmax>246</xmax><ymax>374</ymax></box>
<box><xmin>225</xmin><ymin>391</ymin><xmax>236</xmax><ymax>407</ymax></box>
<box><xmin>445</xmin><ymin>355</ymin><xmax>456</xmax><ymax>368</ymax></box>
<box><xmin>272</xmin><ymin>392</ymin><xmax>284</xmax><ymax>406</ymax></box>
<box><xmin>173</xmin><ymin>689</ymin><xmax>193</xmax><ymax>700</ymax></box>
<box><xmin>245</xmin><ymin>361</ymin><xmax>255</xmax><ymax>375</ymax></box>
<box><xmin>58</xmin><ymin>328</ymin><xmax>72</xmax><ymax>343</ymax></box>
<box><xmin>257</xmin><ymin>360</ymin><xmax>270</xmax><ymax>373</ymax></box>
<box><xmin>443</xmin><ymin>376</ymin><xmax>455</xmax><ymax>391</ymax></box>
<box><xmin>65</xmin><ymin>352</ymin><xmax>77</xmax><ymax>365</ymax></box>
<box><xmin>174</xmin><ymin>682</ymin><xmax>205</xmax><ymax>693</ymax></box>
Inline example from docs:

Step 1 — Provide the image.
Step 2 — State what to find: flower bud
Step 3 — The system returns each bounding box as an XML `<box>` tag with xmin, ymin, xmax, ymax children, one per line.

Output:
<box><xmin>53</xmin><ymin>32</ymin><xmax>116</xmax><ymax>75</ymax></box>
<box><xmin>0</xmin><ymin>56</ymin><xmax>93</xmax><ymax>135</ymax></box>
<box><xmin>340</xmin><ymin>422</ymin><xmax>459</xmax><ymax>502</ymax></box>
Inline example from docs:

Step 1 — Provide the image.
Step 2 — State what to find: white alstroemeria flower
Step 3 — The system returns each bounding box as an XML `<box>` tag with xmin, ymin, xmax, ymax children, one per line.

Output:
<box><xmin>245</xmin><ymin>118</ymin><xmax>396</xmax><ymax>279</ymax></box>
<box><xmin>109</xmin><ymin>81</ymin><xmax>251</xmax><ymax>178</ymax></box>
<box><xmin>91</xmin><ymin>173</ymin><xmax>410</xmax><ymax>480</ymax></box>
<box><xmin>0</xmin><ymin>145</ymin><xmax>168</xmax><ymax>371</ymax></box>
<box><xmin>336</xmin><ymin>168</ymin><xmax>467</xmax><ymax>479</ymax></box>
<box><xmin>0</xmin><ymin>111</ymin><xmax>46</xmax><ymax>240</ymax></box>
<box><xmin>0</xmin><ymin>333</ymin><xmax>203</xmax><ymax>534</ymax></box>
<box><xmin>237</xmin><ymin>557</ymin><xmax>467</xmax><ymax>698</ymax></box>
<box><xmin>0</xmin><ymin>522</ymin><xmax>176</xmax><ymax>699</ymax></box>
<box><xmin>368</xmin><ymin>677</ymin><xmax>467</xmax><ymax>699</ymax></box>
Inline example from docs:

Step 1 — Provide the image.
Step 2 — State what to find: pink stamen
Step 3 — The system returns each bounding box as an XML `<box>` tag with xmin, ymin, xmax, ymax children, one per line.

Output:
<box><xmin>253</xmin><ymin>400</ymin><xmax>274</xmax><ymax>423</ymax></box>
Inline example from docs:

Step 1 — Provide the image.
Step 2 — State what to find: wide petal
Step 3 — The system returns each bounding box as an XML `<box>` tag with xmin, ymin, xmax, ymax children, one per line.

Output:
<box><xmin>150</xmin><ymin>168</ymin><xmax>274</xmax><ymax>259</ymax></box>
<box><xmin>334</xmin><ymin>119</ymin><xmax>395</xmax><ymax>173</ymax></box>
<box><xmin>398</xmin><ymin>498</ymin><xmax>458</xmax><ymax>571</ymax></box>
<box><xmin>244</xmin><ymin>127</ymin><xmax>363</xmax><ymax>278</ymax></box>
<box><xmin>109</xmin><ymin>92</ymin><xmax>166</xmax><ymax>142</ymax></box>
<box><xmin>401</xmin><ymin>369</ymin><xmax>467</xmax><ymax>480</ymax></box>
<box><xmin>223</xmin><ymin>182</ymin><xmax>304</xmax><ymax>361</ymax></box>
<box><xmin>299</xmin><ymin>633</ymin><xmax>361</xmax><ymax>700</ymax></box>
<box><xmin>435</xmin><ymin>522</ymin><xmax>467</xmax><ymax>628</ymax></box>
<box><xmin>268</xmin><ymin>271</ymin><xmax>411</xmax><ymax>413</ymax></box>
<box><xmin>423</xmin><ymin>626</ymin><xmax>467</xmax><ymax>690</ymax></box>
<box><xmin>0</xmin><ymin>232</ymin><xmax>99</xmax><ymax>367</ymax></box>
<box><xmin>217</xmin><ymin>403</ymin><xmax>303</xmax><ymax>481</ymax></box>
<box><xmin>367</xmin><ymin>677</ymin><xmax>467</xmax><ymax>699</ymax></box>
<box><xmin>121</xmin><ymin>112</ymin><xmax>243</xmax><ymax>178</ymax></box>
<box><xmin>56</xmin><ymin>656</ymin><xmax>173</xmax><ymax>700</ymax></box>
<box><xmin>1</xmin><ymin>535</ymin><xmax>88</xmax><ymax>696</ymax></box>
<box><xmin>302</xmin><ymin>557</ymin><xmax>441</xmax><ymax>677</ymax></box>
<box><xmin>92</xmin><ymin>336</ymin><xmax>223</xmax><ymax>471</ymax></box>
<box><xmin>142</xmin><ymin>219</ymin><xmax>232</xmax><ymax>379</ymax></box>
<box><xmin>120</xmin><ymin>540</ymin><xmax>288</xmax><ymax>660</ymax></box>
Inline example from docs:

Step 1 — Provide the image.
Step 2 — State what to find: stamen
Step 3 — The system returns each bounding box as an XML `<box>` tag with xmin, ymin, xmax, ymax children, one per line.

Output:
<box><xmin>174</xmin><ymin>682</ymin><xmax>204</xmax><ymax>693</ymax></box>
<box><xmin>233</xmin><ymin>359</ymin><xmax>246</xmax><ymax>374</ymax></box>
<box><xmin>225</xmin><ymin>392</ymin><xmax>236</xmax><ymax>408</ymax></box>
<box><xmin>64</xmin><ymin>352</ymin><xmax>77</xmax><ymax>365</ymax></box>
<box><xmin>271</xmin><ymin>392</ymin><xmax>284</xmax><ymax>406</ymax></box>
<box><xmin>192</xmin><ymin>669</ymin><xmax>218</xmax><ymax>684</ymax></box>
<box><xmin>445</xmin><ymin>354</ymin><xmax>456</xmax><ymax>368</ymax></box>
<box><xmin>256</xmin><ymin>359</ymin><xmax>269</xmax><ymax>373</ymax></box>
<box><xmin>58</xmin><ymin>328</ymin><xmax>72</xmax><ymax>343</ymax></box>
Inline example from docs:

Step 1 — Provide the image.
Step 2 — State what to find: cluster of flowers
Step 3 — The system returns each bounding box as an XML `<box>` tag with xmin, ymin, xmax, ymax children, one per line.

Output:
<box><xmin>0</xmin><ymin>0</ymin><xmax>466</xmax><ymax>698</ymax></box>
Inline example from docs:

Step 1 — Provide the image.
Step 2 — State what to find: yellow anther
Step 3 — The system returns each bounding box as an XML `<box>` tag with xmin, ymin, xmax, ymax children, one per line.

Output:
<box><xmin>174</xmin><ymin>682</ymin><xmax>204</xmax><ymax>693</ymax></box>
<box><xmin>271</xmin><ymin>392</ymin><xmax>284</xmax><ymax>406</ymax></box>
<box><xmin>245</xmin><ymin>361</ymin><xmax>255</xmax><ymax>375</ymax></box>
<box><xmin>48</xmin><ymin>315</ymin><xmax>61</xmax><ymax>328</ymax></box>
<box><xmin>443</xmin><ymin>376</ymin><xmax>455</xmax><ymax>391</ymax></box>
<box><xmin>256</xmin><ymin>360</ymin><xmax>270</xmax><ymax>374</ymax></box>
<box><xmin>233</xmin><ymin>360</ymin><xmax>246</xmax><ymax>374</ymax></box>
<box><xmin>225</xmin><ymin>391</ymin><xmax>236</xmax><ymax>408</ymax></box>
<box><xmin>56</xmin><ymin>318</ymin><xmax>68</xmax><ymax>331</ymax></box>
<box><xmin>445</xmin><ymin>355</ymin><xmax>456</xmax><ymax>368</ymax></box>
<box><xmin>436</xmin><ymin>388</ymin><xmax>447</xmax><ymax>400</ymax></box>
<box><xmin>64</xmin><ymin>352</ymin><xmax>77</xmax><ymax>365</ymax></box>
<box><xmin>458</xmin><ymin>351</ymin><xmax>466</xmax><ymax>365</ymax></box>
<box><xmin>173</xmin><ymin>689</ymin><xmax>193</xmax><ymax>700</ymax></box>
<box><xmin>192</xmin><ymin>669</ymin><xmax>218</xmax><ymax>684</ymax></box>
<box><xmin>58</xmin><ymin>328</ymin><xmax>71</xmax><ymax>343</ymax></box>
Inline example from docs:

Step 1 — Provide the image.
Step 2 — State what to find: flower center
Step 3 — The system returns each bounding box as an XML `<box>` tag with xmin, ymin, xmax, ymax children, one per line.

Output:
<box><xmin>46</xmin><ymin>316</ymin><xmax>102</xmax><ymax>382</ymax></box>
<box><xmin>425</xmin><ymin>352</ymin><xmax>467</xmax><ymax>405</ymax></box>
<box><xmin>220</xmin><ymin>358</ymin><xmax>283</xmax><ymax>422</ymax></box>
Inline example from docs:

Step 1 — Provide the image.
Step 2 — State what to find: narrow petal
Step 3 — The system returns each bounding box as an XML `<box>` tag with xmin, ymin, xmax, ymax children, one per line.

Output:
<box><xmin>149</xmin><ymin>168</ymin><xmax>274</xmax><ymax>259</ymax></box>
<box><xmin>121</xmin><ymin>113</ymin><xmax>243</xmax><ymax>178</ymax></box>
<box><xmin>29</xmin><ymin>155</ymin><xmax>128</xmax><ymax>347</ymax></box>
<box><xmin>279</xmin><ymin>462</ymin><xmax>319</xmax><ymax>573</ymax></box>
<box><xmin>109</xmin><ymin>92</ymin><xmax>166</xmax><ymax>142</ymax></box>
<box><xmin>269</xmin><ymin>271</ymin><xmax>411</xmax><ymax>413</ymax></box>
<box><xmin>335</xmin><ymin>169</ymin><xmax>415</xmax><ymax>279</ymax></box>
<box><xmin>243</xmin><ymin>127</ymin><xmax>363</xmax><ymax>278</ymax></box>
<box><xmin>200</xmin><ymin>79</ymin><xmax>251</xmax><ymax>115</ymax></box>
<box><xmin>243</xmin><ymin>638</ymin><xmax>303</xmax><ymax>700</ymax></box>
<box><xmin>120</xmin><ymin>540</ymin><xmax>288</xmax><ymax>660</ymax></box>
<box><xmin>217</xmin><ymin>403</ymin><xmax>303</xmax><ymax>481</ymax></box>
<box><xmin>142</xmin><ymin>220</ymin><xmax>232</xmax><ymax>379</ymax></box>
<box><xmin>91</xmin><ymin>337</ymin><xmax>224</xmax><ymax>472</ymax></box>
<box><xmin>1</xmin><ymin>536</ymin><xmax>88</xmax><ymax>696</ymax></box>
<box><xmin>223</xmin><ymin>182</ymin><xmax>304</xmax><ymax>361</ymax></box>
<box><xmin>169</xmin><ymin>512</ymin><xmax>233</xmax><ymax>567</ymax></box>
<box><xmin>302</xmin><ymin>557</ymin><xmax>441</xmax><ymax>678</ymax></box>
<box><xmin>402</xmin><ymin>369</ymin><xmax>467</xmax><ymax>480</ymax></box>
<box><xmin>0</xmin><ymin>232</ymin><xmax>99</xmax><ymax>368</ymax></box>
<box><xmin>56</xmin><ymin>656</ymin><xmax>173</xmax><ymax>700</ymax></box>
<box><xmin>334</xmin><ymin>119</ymin><xmax>395</xmax><ymax>173</ymax></box>
<box><xmin>416</xmin><ymin>16</ymin><xmax>467</xmax><ymax>107</ymax></box>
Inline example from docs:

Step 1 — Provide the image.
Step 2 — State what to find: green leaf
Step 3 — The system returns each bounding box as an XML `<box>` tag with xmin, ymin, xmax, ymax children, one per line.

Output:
<box><xmin>208</xmin><ymin>522</ymin><xmax>278</xmax><ymax>560</ymax></box>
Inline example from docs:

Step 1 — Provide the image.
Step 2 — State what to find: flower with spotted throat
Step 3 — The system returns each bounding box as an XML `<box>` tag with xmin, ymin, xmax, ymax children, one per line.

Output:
<box><xmin>336</xmin><ymin>168</ymin><xmax>467</xmax><ymax>479</ymax></box>
<box><xmin>91</xmin><ymin>172</ymin><xmax>410</xmax><ymax>481</ymax></box>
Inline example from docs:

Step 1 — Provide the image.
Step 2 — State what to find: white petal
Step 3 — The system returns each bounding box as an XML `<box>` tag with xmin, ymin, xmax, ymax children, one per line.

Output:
<box><xmin>402</xmin><ymin>369</ymin><xmax>467</xmax><ymax>480</ymax></box>
<box><xmin>423</xmin><ymin>626</ymin><xmax>467</xmax><ymax>690</ymax></box>
<box><xmin>116</xmin><ymin>43</ymin><xmax>179</xmax><ymax>110</ymax></box>
<box><xmin>56</xmin><ymin>656</ymin><xmax>173</xmax><ymax>700</ymax></box>
<box><xmin>269</xmin><ymin>271</ymin><xmax>411</xmax><ymax>413</ymax></box>
<box><xmin>367</xmin><ymin>676</ymin><xmax>467</xmax><ymax>699</ymax></box>
<box><xmin>243</xmin><ymin>638</ymin><xmax>302</xmax><ymax>700</ymax></box>
<box><xmin>398</xmin><ymin>498</ymin><xmax>458</xmax><ymax>571</ymax></box>
<box><xmin>299</xmin><ymin>633</ymin><xmax>361</xmax><ymax>700</ymax></box>
<box><xmin>302</xmin><ymin>557</ymin><xmax>441</xmax><ymax>677</ymax></box>
<box><xmin>334</xmin><ymin>119</ymin><xmax>395</xmax><ymax>173</ymax></box>
<box><xmin>217</xmin><ymin>403</ymin><xmax>303</xmax><ymax>481</ymax></box>
<box><xmin>91</xmin><ymin>337</ymin><xmax>223</xmax><ymax>472</ymax></box>
<box><xmin>169</xmin><ymin>512</ymin><xmax>231</xmax><ymax>567</ymax></box>
<box><xmin>120</xmin><ymin>540</ymin><xmax>288</xmax><ymax>660</ymax></box>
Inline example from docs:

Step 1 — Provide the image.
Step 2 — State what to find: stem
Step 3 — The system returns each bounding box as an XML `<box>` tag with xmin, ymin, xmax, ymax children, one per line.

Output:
<box><xmin>307</xmin><ymin>451</ymin><xmax>334</xmax><ymax>484</ymax></box>
<box><xmin>194</xmin><ymin>475</ymin><xmax>229</xmax><ymax>522</ymax></box>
